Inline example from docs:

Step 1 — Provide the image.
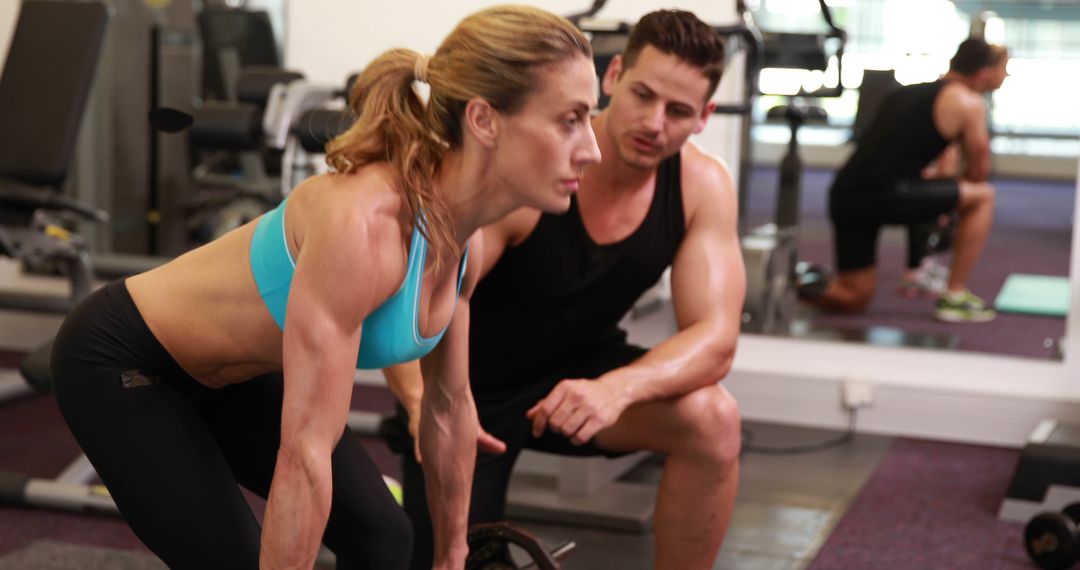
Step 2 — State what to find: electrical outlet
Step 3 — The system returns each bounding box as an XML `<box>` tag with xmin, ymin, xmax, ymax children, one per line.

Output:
<box><xmin>842</xmin><ymin>380</ymin><xmax>875</xmax><ymax>410</ymax></box>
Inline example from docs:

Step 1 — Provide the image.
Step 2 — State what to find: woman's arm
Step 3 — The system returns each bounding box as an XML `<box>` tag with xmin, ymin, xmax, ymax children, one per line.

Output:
<box><xmin>416</xmin><ymin>232</ymin><xmax>485</xmax><ymax>569</ymax></box>
<box><xmin>261</xmin><ymin>198</ymin><xmax>403</xmax><ymax>569</ymax></box>
<box><xmin>418</xmin><ymin>299</ymin><xmax>477</xmax><ymax>570</ymax></box>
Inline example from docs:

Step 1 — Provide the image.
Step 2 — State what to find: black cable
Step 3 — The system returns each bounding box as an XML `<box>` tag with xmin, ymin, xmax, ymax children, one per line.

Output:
<box><xmin>740</xmin><ymin>409</ymin><xmax>858</xmax><ymax>456</ymax></box>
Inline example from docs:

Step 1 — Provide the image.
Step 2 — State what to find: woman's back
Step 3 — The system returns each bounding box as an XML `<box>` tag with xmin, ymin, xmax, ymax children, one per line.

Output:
<box><xmin>126</xmin><ymin>168</ymin><xmax>407</xmax><ymax>387</ymax></box>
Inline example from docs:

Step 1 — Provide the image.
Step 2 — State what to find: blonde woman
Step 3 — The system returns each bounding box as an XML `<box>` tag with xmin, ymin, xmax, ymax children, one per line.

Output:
<box><xmin>50</xmin><ymin>6</ymin><xmax>600</xmax><ymax>569</ymax></box>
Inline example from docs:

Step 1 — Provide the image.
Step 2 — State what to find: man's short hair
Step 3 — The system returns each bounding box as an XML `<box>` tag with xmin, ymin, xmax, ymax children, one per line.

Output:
<box><xmin>622</xmin><ymin>10</ymin><xmax>726</xmax><ymax>100</ymax></box>
<box><xmin>949</xmin><ymin>38</ymin><xmax>1008</xmax><ymax>75</ymax></box>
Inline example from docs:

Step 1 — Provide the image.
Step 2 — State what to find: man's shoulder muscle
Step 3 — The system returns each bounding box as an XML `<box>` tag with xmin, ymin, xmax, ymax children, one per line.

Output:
<box><xmin>679</xmin><ymin>142</ymin><xmax>737</xmax><ymax>226</ymax></box>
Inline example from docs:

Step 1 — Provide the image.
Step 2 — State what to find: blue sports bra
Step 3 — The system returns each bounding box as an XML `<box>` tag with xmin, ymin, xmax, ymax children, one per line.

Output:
<box><xmin>249</xmin><ymin>198</ymin><xmax>468</xmax><ymax>370</ymax></box>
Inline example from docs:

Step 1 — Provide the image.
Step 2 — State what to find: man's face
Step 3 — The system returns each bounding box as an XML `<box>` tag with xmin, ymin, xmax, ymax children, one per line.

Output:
<box><xmin>979</xmin><ymin>55</ymin><xmax>1010</xmax><ymax>93</ymax></box>
<box><xmin>601</xmin><ymin>45</ymin><xmax>715</xmax><ymax>170</ymax></box>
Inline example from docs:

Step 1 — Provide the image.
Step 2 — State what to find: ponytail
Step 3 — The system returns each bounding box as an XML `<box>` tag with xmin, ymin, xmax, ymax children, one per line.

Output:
<box><xmin>326</xmin><ymin>49</ymin><xmax>456</xmax><ymax>266</ymax></box>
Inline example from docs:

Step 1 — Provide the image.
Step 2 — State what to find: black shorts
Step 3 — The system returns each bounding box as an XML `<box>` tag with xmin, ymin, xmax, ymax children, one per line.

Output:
<box><xmin>50</xmin><ymin>280</ymin><xmax>412</xmax><ymax>569</ymax></box>
<box><xmin>829</xmin><ymin>178</ymin><xmax>960</xmax><ymax>272</ymax></box>
<box><xmin>399</xmin><ymin>339</ymin><xmax>647</xmax><ymax>570</ymax></box>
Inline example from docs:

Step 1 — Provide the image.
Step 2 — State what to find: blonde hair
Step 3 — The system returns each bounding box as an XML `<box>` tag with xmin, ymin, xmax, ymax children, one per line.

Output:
<box><xmin>326</xmin><ymin>5</ymin><xmax>592</xmax><ymax>266</ymax></box>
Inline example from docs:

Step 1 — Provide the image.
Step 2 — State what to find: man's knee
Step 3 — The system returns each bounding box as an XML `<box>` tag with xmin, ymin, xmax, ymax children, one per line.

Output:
<box><xmin>673</xmin><ymin>385</ymin><xmax>741</xmax><ymax>466</ymax></box>
<box><xmin>831</xmin><ymin>273</ymin><xmax>875</xmax><ymax>313</ymax></box>
<box><xmin>959</xmin><ymin>180</ymin><xmax>995</xmax><ymax>211</ymax></box>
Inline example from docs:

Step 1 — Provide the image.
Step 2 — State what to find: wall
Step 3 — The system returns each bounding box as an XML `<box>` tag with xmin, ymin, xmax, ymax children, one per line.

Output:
<box><xmin>284</xmin><ymin>0</ymin><xmax>745</xmax><ymax>183</ymax></box>
<box><xmin>0</xmin><ymin>0</ymin><xmax>20</xmax><ymax>71</ymax></box>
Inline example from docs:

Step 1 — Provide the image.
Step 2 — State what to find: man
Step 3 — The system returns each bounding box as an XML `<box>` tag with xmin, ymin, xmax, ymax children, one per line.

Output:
<box><xmin>390</xmin><ymin>10</ymin><xmax>745</xmax><ymax>569</ymax></box>
<box><xmin>814</xmin><ymin>38</ymin><xmax>1007</xmax><ymax>322</ymax></box>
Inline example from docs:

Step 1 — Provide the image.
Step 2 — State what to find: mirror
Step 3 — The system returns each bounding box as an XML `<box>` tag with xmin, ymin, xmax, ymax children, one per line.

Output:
<box><xmin>740</xmin><ymin>0</ymin><xmax>1079</xmax><ymax>361</ymax></box>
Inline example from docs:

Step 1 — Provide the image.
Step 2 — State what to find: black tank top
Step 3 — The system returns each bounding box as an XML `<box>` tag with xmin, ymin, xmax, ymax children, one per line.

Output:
<box><xmin>832</xmin><ymin>80</ymin><xmax>950</xmax><ymax>193</ymax></box>
<box><xmin>469</xmin><ymin>153</ymin><xmax>685</xmax><ymax>396</ymax></box>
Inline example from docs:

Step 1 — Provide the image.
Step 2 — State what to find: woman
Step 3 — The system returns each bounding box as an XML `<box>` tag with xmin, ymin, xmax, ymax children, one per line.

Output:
<box><xmin>50</xmin><ymin>5</ymin><xmax>600</xmax><ymax>569</ymax></box>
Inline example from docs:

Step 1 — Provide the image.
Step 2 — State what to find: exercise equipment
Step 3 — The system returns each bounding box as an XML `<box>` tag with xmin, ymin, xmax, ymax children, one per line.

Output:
<box><xmin>1001</xmin><ymin>420</ymin><xmax>1080</xmax><ymax>530</ymax></box>
<box><xmin>740</xmin><ymin>0</ymin><xmax>846</xmax><ymax>335</ymax></box>
<box><xmin>1025</xmin><ymin>503</ymin><xmax>1080</xmax><ymax>569</ymax></box>
<box><xmin>0</xmin><ymin>0</ymin><xmax>119</xmax><ymax>517</ymax></box>
<box><xmin>466</xmin><ymin>522</ymin><xmax>575</xmax><ymax>570</ymax></box>
<box><xmin>995</xmin><ymin>274</ymin><xmax>1071</xmax><ymax>317</ymax></box>
<box><xmin>186</xmin><ymin>67</ymin><xmax>306</xmax><ymax>243</ymax></box>
<box><xmin>0</xmin><ymin>0</ymin><xmax>111</xmax><ymax>379</ymax></box>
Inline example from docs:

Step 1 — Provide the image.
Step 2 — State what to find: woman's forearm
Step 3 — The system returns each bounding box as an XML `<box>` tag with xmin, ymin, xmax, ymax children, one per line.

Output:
<box><xmin>419</xmin><ymin>383</ymin><xmax>477</xmax><ymax>569</ymax></box>
<box><xmin>260</xmin><ymin>438</ymin><xmax>335</xmax><ymax>568</ymax></box>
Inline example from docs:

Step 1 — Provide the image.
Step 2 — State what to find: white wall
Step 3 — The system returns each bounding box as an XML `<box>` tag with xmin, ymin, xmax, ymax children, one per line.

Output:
<box><xmin>0</xmin><ymin>0</ymin><xmax>20</xmax><ymax>72</ymax></box>
<box><xmin>285</xmin><ymin>0</ymin><xmax>744</xmax><ymax>182</ymax></box>
<box><xmin>286</xmin><ymin>1</ymin><xmax>739</xmax><ymax>85</ymax></box>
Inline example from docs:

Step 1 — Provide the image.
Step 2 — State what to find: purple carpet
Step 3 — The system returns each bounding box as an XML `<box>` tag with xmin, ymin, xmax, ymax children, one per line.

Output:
<box><xmin>746</xmin><ymin>167</ymin><xmax>1073</xmax><ymax>360</ymax></box>
<box><xmin>809</xmin><ymin>438</ymin><xmax>1032</xmax><ymax>570</ymax></box>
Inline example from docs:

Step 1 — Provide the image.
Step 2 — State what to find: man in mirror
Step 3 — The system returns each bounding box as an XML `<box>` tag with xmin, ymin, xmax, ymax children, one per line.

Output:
<box><xmin>810</xmin><ymin>37</ymin><xmax>1008</xmax><ymax>323</ymax></box>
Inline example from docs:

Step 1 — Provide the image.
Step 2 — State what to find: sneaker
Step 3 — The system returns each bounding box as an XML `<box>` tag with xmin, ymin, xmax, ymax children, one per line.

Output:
<box><xmin>934</xmin><ymin>290</ymin><xmax>995</xmax><ymax>323</ymax></box>
<box><xmin>899</xmin><ymin>258</ymin><xmax>949</xmax><ymax>298</ymax></box>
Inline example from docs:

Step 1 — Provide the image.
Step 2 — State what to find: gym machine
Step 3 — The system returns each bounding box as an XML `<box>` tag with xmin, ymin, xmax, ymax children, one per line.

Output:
<box><xmin>0</xmin><ymin>0</ymin><xmax>119</xmax><ymax>517</ymax></box>
<box><xmin>1002</xmin><ymin>419</ymin><xmax>1080</xmax><ymax>569</ymax></box>
<box><xmin>739</xmin><ymin>0</ymin><xmax>846</xmax><ymax>335</ymax></box>
<box><xmin>186</xmin><ymin>66</ymin><xmax>306</xmax><ymax>242</ymax></box>
<box><xmin>186</xmin><ymin>6</ymin><xmax>304</xmax><ymax>245</ymax></box>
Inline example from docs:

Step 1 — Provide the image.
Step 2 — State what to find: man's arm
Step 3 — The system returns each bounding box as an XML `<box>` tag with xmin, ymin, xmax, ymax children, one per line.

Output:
<box><xmin>528</xmin><ymin>147</ymin><xmax>745</xmax><ymax>443</ymax></box>
<box><xmin>606</xmin><ymin>148</ymin><xmax>745</xmax><ymax>402</ymax></box>
<box><xmin>383</xmin><ymin>362</ymin><xmax>424</xmax><ymax>457</ymax></box>
<box><xmin>959</xmin><ymin>98</ymin><xmax>991</xmax><ymax>182</ymax></box>
<box><xmin>921</xmin><ymin>143</ymin><xmax>961</xmax><ymax>180</ymax></box>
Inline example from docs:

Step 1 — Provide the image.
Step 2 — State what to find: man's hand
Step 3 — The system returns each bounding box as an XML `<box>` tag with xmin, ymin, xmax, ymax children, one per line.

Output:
<box><xmin>407</xmin><ymin>408</ymin><xmax>506</xmax><ymax>463</ymax></box>
<box><xmin>526</xmin><ymin>379</ymin><xmax>629</xmax><ymax>445</ymax></box>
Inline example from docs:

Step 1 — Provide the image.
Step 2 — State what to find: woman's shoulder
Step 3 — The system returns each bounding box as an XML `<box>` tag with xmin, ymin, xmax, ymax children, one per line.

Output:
<box><xmin>294</xmin><ymin>168</ymin><xmax>403</xmax><ymax>221</ymax></box>
<box><xmin>289</xmin><ymin>169</ymin><xmax>410</xmax><ymax>280</ymax></box>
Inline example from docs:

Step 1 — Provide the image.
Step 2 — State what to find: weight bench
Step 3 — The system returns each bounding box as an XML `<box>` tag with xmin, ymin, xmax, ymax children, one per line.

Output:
<box><xmin>0</xmin><ymin>0</ymin><xmax>118</xmax><ymax>516</ymax></box>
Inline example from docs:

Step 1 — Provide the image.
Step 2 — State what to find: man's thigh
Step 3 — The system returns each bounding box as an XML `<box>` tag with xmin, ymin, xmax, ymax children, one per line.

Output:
<box><xmin>882</xmin><ymin>178</ymin><xmax>960</xmax><ymax>224</ymax></box>
<box><xmin>523</xmin><ymin>341</ymin><xmax>648</xmax><ymax>458</ymax></box>
<box><xmin>833</xmin><ymin>222</ymin><xmax>881</xmax><ymax>273</ymax></box>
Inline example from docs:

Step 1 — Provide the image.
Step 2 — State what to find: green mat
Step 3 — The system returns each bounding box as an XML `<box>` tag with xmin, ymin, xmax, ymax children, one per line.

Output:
<box><xmin>993</xmin><ymin>274</ymin><xmax>1071</xmax><ymax>316</ymax></box>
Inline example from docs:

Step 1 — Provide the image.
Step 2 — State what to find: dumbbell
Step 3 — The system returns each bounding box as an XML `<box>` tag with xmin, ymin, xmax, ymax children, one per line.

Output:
<box><xmin>1025</xmin><ymin>503</ymin><xmax>1080</xmax><ymax>569</ymax></box>
<box><xmin>466</xmin><ymin>521</ymin><xmax>575</xmax><ymax>570</ymax></box>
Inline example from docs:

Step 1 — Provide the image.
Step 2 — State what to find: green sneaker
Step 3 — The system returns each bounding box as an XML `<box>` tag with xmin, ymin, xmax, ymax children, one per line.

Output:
<box><xmin>934</xmin><ymin>290</ymin><xmax>995</xmax><ymax>323</ymax></box>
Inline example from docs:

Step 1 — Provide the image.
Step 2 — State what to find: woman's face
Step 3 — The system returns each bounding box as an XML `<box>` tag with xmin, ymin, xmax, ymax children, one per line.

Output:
<box><xmin>490</xmin><ymin>54</ymin><xmax>602</xmax><ymax>213</ymax></box>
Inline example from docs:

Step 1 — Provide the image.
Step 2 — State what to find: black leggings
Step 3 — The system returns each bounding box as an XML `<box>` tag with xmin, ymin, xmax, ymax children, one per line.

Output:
<box><xmin>50</xmin><ymin>281</ymin><xmax>412</xmax><ymax>570</ymax></box>
<box><xmin>399</xmin><ymin>341</ymin><xmax>644</xmax><ymax>570</ymax></box>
